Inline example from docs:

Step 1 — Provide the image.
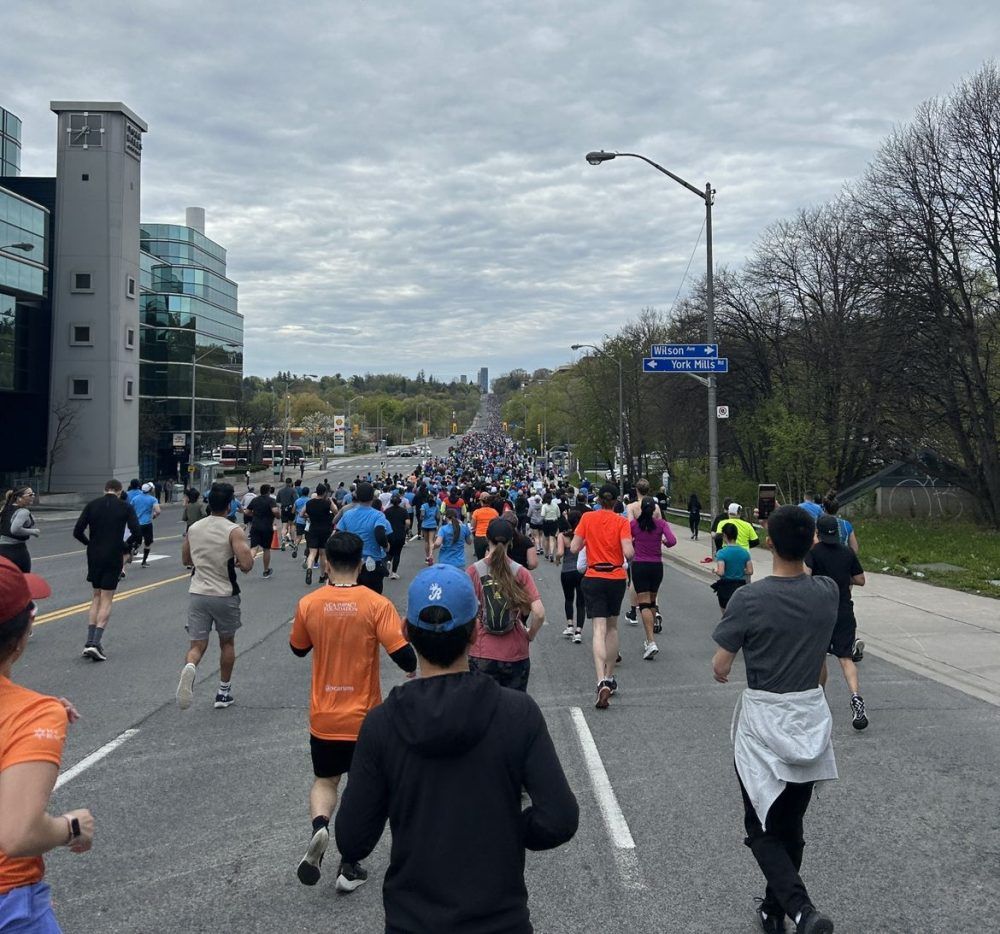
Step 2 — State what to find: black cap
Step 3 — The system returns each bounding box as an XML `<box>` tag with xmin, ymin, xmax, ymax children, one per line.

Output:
<box><xmin>487</xmin><ymin>517</ymin><xmax>514</xmax><ymax>543</ymax></box>
<box><xmin>816</xmin><ymin>514</ymin><xmax>840</xmax><ymax>544</ymax></box>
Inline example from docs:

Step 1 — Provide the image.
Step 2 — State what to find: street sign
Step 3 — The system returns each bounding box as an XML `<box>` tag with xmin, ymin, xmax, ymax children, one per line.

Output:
<box><xmin>717</xmin><ymin>405</ymin><xmax>730</xmax><ymax>418</ymax></box>
<box><xmin>650</xmin><ymin>343</ymin><xmax>718</xmax><ymax>358</ymax></box>
<box><xmin>172</xmin><ymin>432</ymin><xmax>187</xmax><ymax>447</ymax></box>
<box><xmin>643</xmin><ymin>357</ymin><xmax>729</xmax><ymax>373</ymax></box>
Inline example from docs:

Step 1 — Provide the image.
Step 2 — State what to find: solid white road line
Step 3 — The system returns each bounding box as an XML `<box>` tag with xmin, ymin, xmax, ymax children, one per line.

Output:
<box><xmin>568</xmin><ymin>707</ymin><xmax>645</xmax><ymax>890</ymax></box>
<box><xmin>54</xmin><ymin>729</ymin><xmax>140</xmax><ymax>791</ymax></box>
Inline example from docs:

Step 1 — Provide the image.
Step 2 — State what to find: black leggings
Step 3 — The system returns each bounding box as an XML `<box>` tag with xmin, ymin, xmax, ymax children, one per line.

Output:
<box><xmin>387</xmin><ymin>536</ymin><xmax>405</xmax><ymax>573</ymax></box>
<box><xmin>689</xmin><ymin>512</ymin><xmax>700</xmax><ymax>536</ymax></box>
<box><xmin>560</xmin><ymin>569</ymin><xmax>585</xmax><ymax>629</ymax></box>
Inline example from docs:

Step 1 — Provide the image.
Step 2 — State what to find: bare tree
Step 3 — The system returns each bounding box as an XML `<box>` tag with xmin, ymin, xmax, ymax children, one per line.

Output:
<box><xmin>46</xmin><ymin>401</ymin><xmax>80</xmax><ymax>492</ymax></box>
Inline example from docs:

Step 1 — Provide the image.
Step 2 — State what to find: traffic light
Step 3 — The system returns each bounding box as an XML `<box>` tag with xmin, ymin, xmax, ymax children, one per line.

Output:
<box><xmin>537</xmin><ymin>423</ymin><xmax>542</xmax><ymax>437</ymax></box>
<box><xmin>502</xmin><ymin>420</ymin><xmax>508</xmax><ymax>431</ymax></box>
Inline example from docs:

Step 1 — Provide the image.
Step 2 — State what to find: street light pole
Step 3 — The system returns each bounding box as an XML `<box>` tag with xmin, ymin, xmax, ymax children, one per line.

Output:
<box><xmin>585</xmin><ymin>150</ymin><xmax>719</xmax><ymax>518</ymax></box>
<box><xmin>571</xmin><ymin>343</ymin><xmax>624</xmax><ymax>485</ymax></box>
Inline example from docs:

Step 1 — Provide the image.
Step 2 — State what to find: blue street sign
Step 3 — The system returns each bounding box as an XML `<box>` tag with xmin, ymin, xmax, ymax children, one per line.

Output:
<box><xmin>643</xmin><ymin>357</ymin><xmax>729</xmax><ymax>373</ymax></box>
<box><xmin>650</xmin><ymin>343</ymin><xmax>718</xmax><ymax>357</ymax></box>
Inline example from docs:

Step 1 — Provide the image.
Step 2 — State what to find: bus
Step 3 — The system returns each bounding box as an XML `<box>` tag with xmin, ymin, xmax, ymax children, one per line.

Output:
<box><xmin>218</xmin><ymin>445</ymin><xmax>248</xmax><ymax>468</ymax></box>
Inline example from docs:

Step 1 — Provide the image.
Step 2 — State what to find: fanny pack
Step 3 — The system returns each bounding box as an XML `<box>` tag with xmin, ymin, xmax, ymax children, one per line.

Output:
<box><xmin>589</xmin><ymin>562</ymin><xmax>618</xmax><ymax>573</ymax></box>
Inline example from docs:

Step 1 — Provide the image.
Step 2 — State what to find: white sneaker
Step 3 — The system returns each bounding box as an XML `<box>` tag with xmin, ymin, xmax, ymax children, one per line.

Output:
<box><xmin>573</xmin><ymin>631</ymin><xmax>582</xmax><ymax>644</ymax></box>
<box><xmin>176</xmin><ymin>662</ymin><xmax>196</xmax><ymax>709</ymax></box>
<box><xmin>643</xmin><ymin>641</ymin><xmax>659</xmax><ymax>660</ymax></box>
<box><xmin>389</xmin><ymin>572</ymin><xmax>400</xmax><ymax>580</ymax></box>
<box><xmin>562</xmin><ymin>625</ymin><xmax>575</xmax><ymax>638</ymax></box>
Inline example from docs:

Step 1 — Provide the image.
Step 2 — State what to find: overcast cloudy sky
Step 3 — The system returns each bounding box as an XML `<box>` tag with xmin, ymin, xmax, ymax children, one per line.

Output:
<box><xmin>5</xmin><ymin>0</ymin><xmax>997</xmax><ymax>379</ymax></box>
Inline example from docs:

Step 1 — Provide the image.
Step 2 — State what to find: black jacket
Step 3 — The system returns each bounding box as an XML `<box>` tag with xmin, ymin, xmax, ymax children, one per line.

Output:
<box><xmin>334</xmin><ymin>671</ymin><xmax>578</xmax><ymax>934</ymax></box>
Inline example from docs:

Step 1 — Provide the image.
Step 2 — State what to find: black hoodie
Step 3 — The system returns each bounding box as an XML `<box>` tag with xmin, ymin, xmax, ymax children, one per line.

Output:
<box><xmin>334</xmin><ymin>670</ymin><xmax>579</xmax><ymax>934</ymax></box>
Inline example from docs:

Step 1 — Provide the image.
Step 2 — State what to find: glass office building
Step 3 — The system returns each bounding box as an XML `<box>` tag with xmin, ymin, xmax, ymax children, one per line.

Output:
<box><xmin>138</xmin><ymin>220</ymin><xmax>243</xmax><ymax>478</ymax></box>
<box><xmin>1</xmin><ymin>108</ymin><xmax>22</xmax><ymax>177</ymax></box>
<box><xmin>0</xmin><ymin>182</ymin><xmax>51</xmax><ymax>482</ymax></box>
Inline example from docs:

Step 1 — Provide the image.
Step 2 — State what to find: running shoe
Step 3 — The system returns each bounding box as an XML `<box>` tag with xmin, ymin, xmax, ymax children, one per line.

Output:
<box><xmin>795</xmin><ymin>906</ymin><xmax>834</xmax><ymax>933</ymax></box>
<box><xmin>319</xmin><ymin>574</ymin><xmax>328</xmax><ymax>584</ymax></box>
<box><xmin>616</xmin><ymin>653</ymin><xmax>622</xmax><ymax>664</ymax></box>
<box><xmin>753</xmin><ymin>897</ymin><xmax>786</xmax><ymax>933</ymax></box>
<box><xmin>595</xmin><ymin>679</ymin><xmax>612</xmax><ymax>709</ymax></box>
<box><xmin>176</xmin><ymin>662</ymin><xmax>196</xmax><ymax>709</ymax></box>
<box><xmin>389</xmin><ymin>572</ymin><xmax>400</xmax><ymax>580</ymax></box>
<box><xmin>573</xmin><ymin>631</ymin><xmax>582</xmax><ymax>644</ymax></box>
<box><xmin>625</xmin><ymin>606</ymin><xmax>637</xmax><ymax>624</ymax></box>
<box><xmin>335</xmin><ymin>860</ymin><xmax>369</xmax><ymax>893</ymax></box>
<box><xmin>608</xmin><ymin>676</ymin><xmax>618</xmax><ymax>695</ymax></box>
<box><xmin>280</xmin><ymin>541</ymin><xmax>286</xmax><ymax>551</ymax></box>
<box><xmin>653</xmin><ymin>612</ymin><xmax>663</xmax><ymax>634</ymax></box>
<box><xmin>297</xmin><ymin>826</ymin><xmax>329</xmax><ymax>886</ymax></box>
<box><xmin>292</xmin><ymin>546</ymin><xmax>298</xmax><ymax>559</ymax></box>
<box><xmin>83</xmin><ymin>643</ymin><xmax>108</xmax><ymax>662</ymax></box>
<box><xmin>850</xmin><ymin>694</ymin><xmax>869</xmax><ymax>731</ymax></box>
<box><xmin>262</xmin><ymin>568</ymin><xmax>274</xmax><ymax>579</ymax></box>
<box><xmin>305</xmin><ymin>567</ymin><xmax>312</xmax><ymax>585</ymax></box>
<box><xmin>562</xmin><ymin>625</ymin><xmax>575</xmax><ymax>638</ymax></box>
<box><xmin>214</xmin><ymin>690</ymin><xmax>234</xmax><ymax>709</ymax></box>
<box><xmin>140</xmin><ymin>562</ymin><xmax>150</xmax><ymax>569</ymax></box>
<box><xmin>301</xmin><ymin>557</ymin><xmax>308</xmax><ymax>570</ymax></box>
<box><xmin>119</xmin><ymin>570</ymin><xmax>127</xmax><ymax>580</ymax></box>
<box><xmin>643</xmin><ymin>641</ymin><xmax>659</xmax><ymax>660</ymax></box>
<box><xmin>852</xmin><ymin>639</ymin><xmax>865</xmax><ymax>662</ymax></box>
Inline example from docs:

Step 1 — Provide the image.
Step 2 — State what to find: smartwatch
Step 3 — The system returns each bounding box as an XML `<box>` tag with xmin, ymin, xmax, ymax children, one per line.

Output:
<box><xmin>65</xmin><ymin>815</ymin><xmax>81</xmax><ymax>844</ymax></box>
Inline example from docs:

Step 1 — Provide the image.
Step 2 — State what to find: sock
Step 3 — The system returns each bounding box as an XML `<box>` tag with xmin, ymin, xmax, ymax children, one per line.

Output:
<box><xmin>219</xmin><ymin>681</ymin><xmax>232</xmax><ymax>694</ymax></box>
<box><xmin>94</xmin><ymin>627</ymin><xmax>104</xmax><ymax>645</ymax></box>
<box><xmin>142</xmin><ymin>549</ymin><xmax>150</xmax><ymax>564</ymax></box>
<box><xmin>312</xmin><ymin>815</ymin><xmax>329</xmax><ymax>833</ymax></box>
<box><xmin>86</xmin><ymin>624</ymin><xmax>97</xmax><ymax>645</ymax></box>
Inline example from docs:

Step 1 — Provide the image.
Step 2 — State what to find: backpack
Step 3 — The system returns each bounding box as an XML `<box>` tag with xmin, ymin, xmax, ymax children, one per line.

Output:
<box><xmin>0</xmin><ymin>504</ymin><xmax>29</xmax><ymax>541</ymax></box>
<box><xmin>472</xmin><ymin>559</ymin><xmax>515</xmax><ymax>635</ymax></box>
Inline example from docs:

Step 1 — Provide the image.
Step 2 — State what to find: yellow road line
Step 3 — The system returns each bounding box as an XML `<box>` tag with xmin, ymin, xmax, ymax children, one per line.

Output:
<box><xmin>34</xmin><ymin>573</ymin><xmax>191</xmax><ymax>627</ymax></box>
<box><xmin>33</xmin><ymin>535</ymin><xmax>183</xmax><ymax>563</ymax></box>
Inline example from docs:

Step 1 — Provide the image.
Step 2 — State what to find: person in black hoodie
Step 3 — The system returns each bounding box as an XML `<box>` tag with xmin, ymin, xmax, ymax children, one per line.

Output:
<box><xmin>334</xmin><ymin>564</ymin><xmax>579</xmax><ymax>934</ymax></box>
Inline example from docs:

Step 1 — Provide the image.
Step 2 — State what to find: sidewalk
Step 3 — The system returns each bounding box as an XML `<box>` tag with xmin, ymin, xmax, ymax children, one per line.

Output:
<box><xmin>662</xmin><ymin>521</ymin><xmax>1000</xmax><ymax>707</ymax></box>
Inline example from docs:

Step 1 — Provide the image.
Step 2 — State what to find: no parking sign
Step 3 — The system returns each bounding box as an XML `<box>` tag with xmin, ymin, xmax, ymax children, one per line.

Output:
<box><xmin>716</xmin><ymin>405</ymin><xmax>730</xmax><ymax>419</ymax></box>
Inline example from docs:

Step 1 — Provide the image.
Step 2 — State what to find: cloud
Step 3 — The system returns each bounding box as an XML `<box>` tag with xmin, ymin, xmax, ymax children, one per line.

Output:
<box><xmin>4</xmin><ymin>0</ymin><xmax>998</xmax><ymax>379</ymax></box>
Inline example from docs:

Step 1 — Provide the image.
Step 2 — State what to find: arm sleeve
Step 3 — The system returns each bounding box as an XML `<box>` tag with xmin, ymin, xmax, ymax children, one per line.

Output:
<box><xmin>660</xmin><ymin>519</ymin><xmax>677</xmax><ymax>548</ymax></box>
<box><xmin>10</xmin><ymin>510</ymin><xmax>38</xmax><ymax>537</ymax></box>
<box><xmin>520</xmin><ymin>701</ymin><xmax>579</xmax><ymax>850</ymax></box>
<box><xmin>374</xmin><ymin>524</ymin><xmax>389</xmax><ymax>548</ymax></box>
<box><xmin>850</xmin><ymin>553</ymin><xmax>864</xmax><ymax>576</ymax></box>
<box><xmin>334</xmin><ymin>712</ymin><xmax>390</xmax><ymax>863</ymax></box>
<box><xmin>72</xmin><ymin>504</ymin><xmax>90</xmax><ymax>546</ymax></box>
<box><xmin>389</xmin><ymin>644</ymin><xmax>417</xmax><ymax>673</ymax></box>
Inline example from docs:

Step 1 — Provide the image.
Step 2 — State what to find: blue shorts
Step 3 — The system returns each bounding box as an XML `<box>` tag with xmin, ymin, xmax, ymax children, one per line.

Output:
<box><xmin>0</xmin><ymin>882</ymin><xmax>62</xmax><ymax>932</ymax></box>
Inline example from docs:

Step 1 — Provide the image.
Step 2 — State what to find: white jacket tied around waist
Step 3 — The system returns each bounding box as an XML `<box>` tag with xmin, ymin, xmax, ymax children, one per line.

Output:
<box><xmin>732</xmin><ymin>687</ymin><xmax>838</xmax><ymax>827</ymax></box>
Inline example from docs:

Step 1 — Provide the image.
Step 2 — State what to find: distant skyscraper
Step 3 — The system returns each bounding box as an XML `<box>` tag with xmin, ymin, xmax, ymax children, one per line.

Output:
<box><xmin>460</xmin><ymin>374</ymin><xmax>467</xmax><ymax>385</ymax></box>
<box><xmin>478</xmin><ymin>366</ymin><xmax>489</xmax><ymax>393</ymax></box>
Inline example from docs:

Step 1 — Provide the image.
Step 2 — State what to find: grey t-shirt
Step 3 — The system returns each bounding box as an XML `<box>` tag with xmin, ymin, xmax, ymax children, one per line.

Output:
<box><xmin>712</xmin><ymin>573</ymin><xmax>839</xmax><ymax>693</ymax></box>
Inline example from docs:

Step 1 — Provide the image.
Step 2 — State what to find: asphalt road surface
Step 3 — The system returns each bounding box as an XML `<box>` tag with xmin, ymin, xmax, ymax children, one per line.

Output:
<box><xmin>17</xmin><ymin>449</ymin><xmax>999</xmax><ymax>933</ymax></box>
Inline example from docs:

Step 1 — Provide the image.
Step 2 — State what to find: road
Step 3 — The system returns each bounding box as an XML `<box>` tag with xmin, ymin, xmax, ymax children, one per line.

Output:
<box><xmin>15</xmin><ymin>445</ymin><xmax>998</xmax><ymax>933</ymax></box>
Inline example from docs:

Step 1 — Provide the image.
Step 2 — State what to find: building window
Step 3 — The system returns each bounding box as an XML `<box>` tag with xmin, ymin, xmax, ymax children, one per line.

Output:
<box><xmin>69</xmin><ymin>377</ymin><xmax>91</xmax><ymax>399</ymax></box>
<box><xmin>124</xmin><ymin>377</ymin><xmax>135</xmax><ymax>400</ymax></box>
<box><xmin>81</xmin><ymin>173</ymin><xmax>89</xmax><ymax>181</ymax></box>
<box><xmin>70</xmin><ymin>324</ymin><xmax>93</xmax><ymax>346</ymax></box>
<box><xmin>125</xmin><ymin>326</ymin><xmax>135</xmax><ymax>349</ymax></box>
<box><xmin>72</xmin><ymin>272</ymin><xmax>93</xmax><ymax>293</ymax></box>
<box><xmin>127</xmin><ymin>276</ymin><xmax>136</xmax><ymax>298</ymax></box>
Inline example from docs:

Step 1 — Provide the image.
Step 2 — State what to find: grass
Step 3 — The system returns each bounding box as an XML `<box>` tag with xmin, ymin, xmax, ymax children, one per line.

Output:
<box><xmin>852</xmin><ymin>518</ymin><xmax>1000</xmax><ymax>598</ymax></box>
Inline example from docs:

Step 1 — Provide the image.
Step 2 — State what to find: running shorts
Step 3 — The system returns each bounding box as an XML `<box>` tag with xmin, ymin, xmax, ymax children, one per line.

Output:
<box><xmin>305</xmin><ymin>527</ymin><xmax>331</xmax><ymax>551</ymax></box>
<box><xmin>581</xmin><ymin>577</ymin><xmax>627</xmax><ymax>618</ymax></box>
<box><xmin>542</xmin><ymin>519</ymin><xmax>558</xmax><ymax>538</ymax></box>
<box><xmin>249</xmin><ymin>528</ymin><xmax>273</xmax><ymax>550</ymax></box>
<box><xmin>87</xmin><ymin>559</ymin><xmax>122</xmax><ymax>592</ymax></box>
<box><xmin>186</xmin><ymin>594</ymin><xmax>242</xmax><ymax>641</ymax></box>
<box><xmin>630</xmin><ymin>560</ymin><xmax>663</xmax><ymax>595</ymax></box>
<box><xmin>828</xmin><ymin>604</ymin><xmax>858</xmax><ymax>658</ymax></box>
<box><xmin>139</xmin><ymin>523</ymin><xmax>154</xmax><ymax>547</ymax></box>
<box><xmin>281</xmin><ymin>506</ymin><xmax>295</xmax><ymax>522</ymax></box>
<box><xmin>713</xmin><ymin>578</ymin><xmax>745</xmax><ymax>609</ymax></box>
<box><xmin>310</xmin><ymin>736</ymin><xmax>355</xmax><ymax>778</ymax></box>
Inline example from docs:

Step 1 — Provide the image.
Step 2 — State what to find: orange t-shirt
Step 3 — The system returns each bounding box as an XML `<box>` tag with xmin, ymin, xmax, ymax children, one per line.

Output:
<box><xmin>575</xmin><ymin>509</ymin><xmax>630</xmax><ymax>580</ymax></box>
<box><xmin>472</xmin><ymin>507</ymin><xmax>499</xmax><ymax>537</ymax></box>
<box><xmin>0</xmin><ymin>678</ymin><xmax>67</xmax><ymax>895</ymax></box>
<box><xmin>290</xmin><ymin>583</ymin><xmax>408</xmax><ymax>740</ymax></box>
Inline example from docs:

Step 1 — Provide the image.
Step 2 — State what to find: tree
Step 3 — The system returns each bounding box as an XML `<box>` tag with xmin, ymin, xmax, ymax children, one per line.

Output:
<box><xmin>46</xmin><ymin>401</ymin><xmax>80</xmax><ymax>492</ymax></box>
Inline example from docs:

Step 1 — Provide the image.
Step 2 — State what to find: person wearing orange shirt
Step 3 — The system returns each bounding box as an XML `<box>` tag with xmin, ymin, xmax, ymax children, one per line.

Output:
<box><xmin>571</xmin><ymin>484</ymin><xmax>635</xmax><ymax>710</ymax></box>
<box><xmin>470</xmin><ymin>492</ymin><xmax>499</xmax><ymax>561</ymax></box>
<box><xmin>289</xmin><ymin>532</ymin><xmax>417</xmax><ymax>894</ymax></box>
<box><xmin>0</xmin><ymin>557</ymin><xmax>94</xmax><ymax>931</ymax></box>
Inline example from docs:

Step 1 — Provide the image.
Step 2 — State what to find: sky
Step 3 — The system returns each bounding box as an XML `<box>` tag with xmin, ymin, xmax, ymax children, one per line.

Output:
<box><xmin>4</xmin><ymin>0</ymin><xmax>998</xmax><ymax>380</ymax></box>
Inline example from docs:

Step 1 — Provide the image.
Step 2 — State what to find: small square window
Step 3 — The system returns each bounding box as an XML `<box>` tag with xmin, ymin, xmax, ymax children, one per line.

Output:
<box><xmin>125</xmin><ymin>327</ymin><xmax>136</xmax><ymax>349</ymax></box>
<box><xmin>70</xmin><ymin>324</ymin><xmax>93</xmax><ymax>346</ymax></box>
<box><xmin>124</xmin><ymin>377</ymin><xmax>135</xmax><ymax>401</ymax></box>
<box><xmin>69</xmin><ymin>378</ymin><xmax>91</xmax><ymax>399</ymax></box>
<box><xmin>127</xmin><ymin>276</ymin><xmax>136</xmax><ymax>298</ymax></box>
<box><xmin>81</xmin><ymin>173</ymin><xmax>89</xmax><ymax>181</ymax></box>
<box><xmin>72</xmin><ymin>272</ymin><xmax>93</xmax><ymax>292</ymax></box>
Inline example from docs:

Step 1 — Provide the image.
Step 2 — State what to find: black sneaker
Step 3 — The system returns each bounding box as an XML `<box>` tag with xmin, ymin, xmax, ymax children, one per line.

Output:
<box><xmin>625</xmin><ymin>606</ymin><xmax>637</xmax><ymax>623</ymax></box>
<box><xmin>83</xmin><ymin>643</ymin><xmax>107</xmax><ymax>662</ymax></box>
<box><xmin>754</xmin><ymin>898</ymin><xmax>786</xmax><ymax>933</ymax></box>
<box><xmin>335</xmin><ymin>860</ymin><xmax>368</xmax><ymax>893</ymax></box>
<box><xmin>319</xmin><ymin>574</ymin><xmax>328</xmax><ymax>584</ymax></box>
<box><xmin>262</xmin><ymin>568</ymin><xmax>274</xmax><ymax>579</ymax></box>
<box><xmin>213</xmin><ymin>691</ymin><xmax>234</xmax><ymax>709</ymax></box>
<box><xmin>595</xmin><ymin>679</ymin><xmax>612</xmax><ymax>709</ymax></box>
<box><xmin>796</xmin><ymin>906</ymin><xmax>834</xmax><ymax>933</ymax></box>
<box><xmin>297</xmin><ymin>826</ymin><xmax>328</xmax><ymax>886</ymax></box>
<box><xmin>305</xmin><ymin>567</ymin><xmax>312</xmax><ymax>585</ymax></box>
<box><xmin>292</xmin><ymin>545</ymin><xmax>298</xmax><ymax>559</ymax></box>
<box><xmin>852</xmin><ymin>639</ymin><xmax>865</xmax><ymax>662</ymax></box>
<box><xmin>608</xmin><ymin>676</ymin><xmax>618</xmax><ymax>695</ymax></box>
<box><xmin>850</xmin><ymin>694</ymin><xmax>869</xmax><ymax>730</ymax></box>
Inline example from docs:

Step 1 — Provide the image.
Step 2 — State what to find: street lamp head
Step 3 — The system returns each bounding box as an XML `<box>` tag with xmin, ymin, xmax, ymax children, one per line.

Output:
<box><xmin>571</xmin><ymin>343</ymin><xmax>582</xmax><ymax>350</ymax></box>
<box><xmin>1</xmin><ymin>242</ymin><xmax>34</xmax><ymax>252</ymax></box>
<box><xmin>586</xmin><ymin>151</ymin><xmax>616</xmax><ymax>166</ymax></box>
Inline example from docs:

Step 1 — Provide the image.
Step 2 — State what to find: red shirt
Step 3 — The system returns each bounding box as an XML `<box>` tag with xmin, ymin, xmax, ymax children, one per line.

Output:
<box><xmin>466</xmin><ymin>559</ymin><xmax>540</xmax><ymax>662</ymax></box>
<box><xmin>575</xmin><ymin>509</ymin><xmax>630</xmax><ymax>580</ymax></box>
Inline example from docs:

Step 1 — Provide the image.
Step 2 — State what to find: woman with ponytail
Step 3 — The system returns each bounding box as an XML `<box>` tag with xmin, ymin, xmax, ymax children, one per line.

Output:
<box><xmin>0</xmin><ymin>488</ymin><xmax>39</xmax><ymax>573</ymax></box>
<box><xmin>433</xmin><ymin>507</ymin><xmax>472</xmax><ymax>568</ymax></box>
<box><xmin>466</xmin><ymin>518</ymin><xmax>545</xmax><ymax>692</ymax></box>
<box><xmin>629</xmin><ymin>496</ymin><xmax>677</xmax><ymax>661</ymax></box>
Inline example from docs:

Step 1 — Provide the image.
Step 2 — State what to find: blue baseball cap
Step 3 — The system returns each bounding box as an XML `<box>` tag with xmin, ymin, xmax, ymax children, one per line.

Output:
<box><xmin>406</xmin><ymin>565</ymin><xmax>479</xmax><ymax>632</ymax></box>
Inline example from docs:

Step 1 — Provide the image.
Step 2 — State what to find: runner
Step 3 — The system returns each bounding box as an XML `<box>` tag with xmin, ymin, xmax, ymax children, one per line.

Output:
<box><xmin>182</xmin><ymin>487</ymin><xmax>206</xmax><ymax>532</ymax></box>
<box><xmin>466</xmin><ymin>519</ymin><xmax>545</xmax><ymax>691</ymax></box>
<box><xmin>557</xmin><ymin>509</ymin><xmax>586</xmax><ymax>643</ymax></box>
<box><xmin>289</xmin><ymin>532</ymin><xmax>416</xmax><ymax>891</ymax></box>
<box><xmin>303</xmin><ymin>484</ymin><xmax>335</xmax><ymax>586</ymax></box>
<box><xmin>276</xmin><ymin>477</ymin><xmax>298</xmax><ymax>551</ymax></box>
<box><xmin>806</xmin><ymin>515</ymin><xmax>869</xmax><ymax>730</ymax></box>
<box><xmin>334</xmin><ymin>483</ymin><xmax>392</xmax><ymax>593</ymax></box>
<box><xmin>526</xmin><ymin>489</ymin><xmax>544</xmax><ymax>554</ymax></box>
<box><xmin>433</xmin><ymin>508</ymin><xmax>472</xmax><ymax>569</ymax></box>
<box><xmin>72</xmin><ymin>479</ymin><xmax>141</xmax><ymax>661</ymax></box>
<box><xmin>0</xmin><ymin>486</ymin><xmax>39</xmax><ymax>573</ymax></box>
<box><xmin>712</xmin><ymin>505</ymin><xmax>839</xmax><ymax>934</ymax></box>
<box><xmin>240</xmin><ymin>485</ymin><xmax>256</xmax><ymax>533</ymax></box>
<box><xmin>687</xmin><ymin>490</ymin><xmax>702</xmax><ymax>540</ymax></box>
<box><xmin>0</xmin><ymin>557</ymin><xmax>95</xmax><ymax>931</ymax></box>
<box><xmin>623</xmin><ymin>479</ymin><xmax>662</xmax><ymax>627</ymax></box>
<box><xmin>417</xmin><ymin>490</ymin><xmax>440</xmax><ymax>565</ymax></box>
<box><xmin>132</xmin><ymin>482</ymin><xmax>161</xmax><ymax>568</ymax></box>
<box><xmin>629</xmin><ymin>496</ymin><xmax>677</xmax><ymax>660</ymax></box>
<box><xmin>292</xmin><ymin>486</ymin><xmax>310</xmax><ymax>560</ymax></box>
<box><xmin>245</xmin><ymin>484</ymin><xmax>279</xmax><ymax>579</ymax></box>
<box><xmin>383</xmin><ymin>493</ymin><xmax>410</xmax><ymax>580</ymax></box>
<box><xmin>571</xmin><ymin>484</ymin><xmax>633</xmax><ymax>709</ymax></box>
<box><xmin>333</xmin><ymin>563</ymin><xmax>578</xmax><ymax>932</ymax></box>
<box><xmin>540</xmin><ymin>493</ymin><xmax>560</xmax><ymax>562</ymax></box>
<box><xmin>712</xmin><ymin>522</ymin><xmax>753</xmax><ymax>614</ymax></box>
<box><xmin>176</xmin><ymin>483</ymin><xmax>254</xmax><ymax>710</ymax></box>
<box><xmin>470</xmin><ymin>492</ymin><xmax>498</xmax><ymax>561</ymax></box>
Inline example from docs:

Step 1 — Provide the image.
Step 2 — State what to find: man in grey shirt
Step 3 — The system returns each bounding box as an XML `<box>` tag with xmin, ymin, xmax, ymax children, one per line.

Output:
<box><xmin>712</xmin><ymin>505</ymin><xmax>839</xmax><ymax>934</ymax></box>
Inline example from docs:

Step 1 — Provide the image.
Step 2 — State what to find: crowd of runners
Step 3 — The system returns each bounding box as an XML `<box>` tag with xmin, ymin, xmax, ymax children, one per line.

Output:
<box><xmin>0</xmin><ymin>398</ymin><xmax>872</xmax><ymax>932</ymax></box>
